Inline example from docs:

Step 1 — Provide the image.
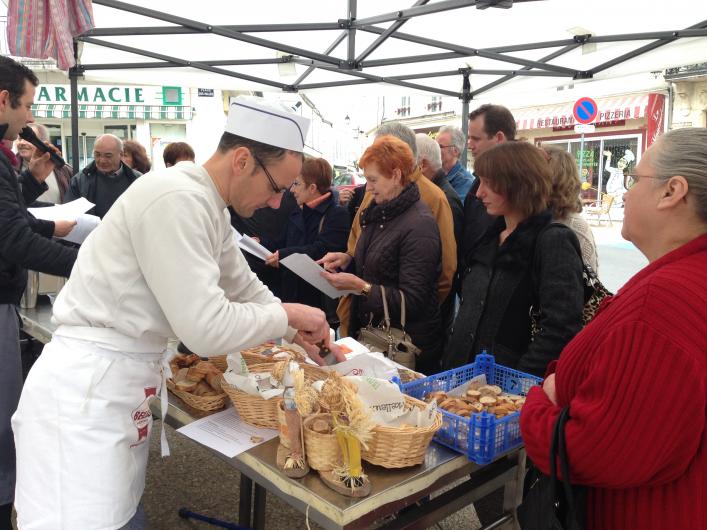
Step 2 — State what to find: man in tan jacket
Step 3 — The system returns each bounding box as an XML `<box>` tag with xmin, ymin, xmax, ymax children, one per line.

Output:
<box><xmin>338</xmin><ymin>122</ymin><xmax>456</xmax><ymax>337</ymax></box>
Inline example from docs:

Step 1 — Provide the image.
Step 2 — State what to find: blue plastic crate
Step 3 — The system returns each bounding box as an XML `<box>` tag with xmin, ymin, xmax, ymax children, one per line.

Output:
<box><xmin>402</xmin><ymin>353</ymin><xmax>542</xmax><ymax>464</ymax></box>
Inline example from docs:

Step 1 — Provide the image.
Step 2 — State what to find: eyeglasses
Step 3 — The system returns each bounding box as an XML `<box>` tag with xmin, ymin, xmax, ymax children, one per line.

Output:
<box><xmin>437</xmin><ymin>144</ymin><xmax>456</xmax><ymax>150</ymax></box>
<box><xmin>252</xmin><ymin>153</ymin><xmax>288</xmax><ymax>194</ymax></box>
<box><xmin>624</xmin><ymin>172</ymin><xmax>663</xmax><ymax>190</ymax></box>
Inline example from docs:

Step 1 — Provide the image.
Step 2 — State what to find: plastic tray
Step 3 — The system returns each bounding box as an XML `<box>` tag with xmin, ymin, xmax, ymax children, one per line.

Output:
<box><xmin>401</xmin><ymin>353</ymin><xmax>542</xmax><ymax>464</ymax></box>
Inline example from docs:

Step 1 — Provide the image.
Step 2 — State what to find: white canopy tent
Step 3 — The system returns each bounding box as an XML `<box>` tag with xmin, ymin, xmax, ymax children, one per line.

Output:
<box><xmin>5</xmin><ymin>0</ymin><xmax>707</xmax><ymax>164</ymax></box>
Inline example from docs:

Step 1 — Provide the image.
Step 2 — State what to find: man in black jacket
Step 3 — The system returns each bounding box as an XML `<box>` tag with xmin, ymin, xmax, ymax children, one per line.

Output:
<box><xmin>460</xmin><ymin>104</ymin><xmax>516</xmax><ymax>276</ymax></box>
<box><xmin>64</xmin><ymin>133</ymin><xmax>141</xmax><ymax>218</ymax></box>
<box><xmin>0</xmin><ymin>56</ymin><xmax>78</xmax><ymax>528</ymax></box>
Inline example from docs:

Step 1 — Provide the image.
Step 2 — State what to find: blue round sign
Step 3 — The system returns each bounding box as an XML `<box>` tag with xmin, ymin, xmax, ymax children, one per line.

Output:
<box><xmin>573</xmin><ymin>97</ymin><xmax>598</xmax><ymax>124</ymax></box>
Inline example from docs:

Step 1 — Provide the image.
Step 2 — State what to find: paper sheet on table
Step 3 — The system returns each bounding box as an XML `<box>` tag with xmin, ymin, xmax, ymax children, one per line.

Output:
<box><xmin>280</xmin><ymin>253</ymin><xmax>357</xmax><ymax>299</ymax></box>
<box><xmin>177</xmin><ymin>409</ymin><xmax>277</xmax><ymax>458</ymax></box>
<box><xmin>232</xmin><ymin>229</ymin><xmax>272</xmax><ymax>261</ymax></box>
<box><xmin>28</xmin><ymin>197</ymin><xmax>94</xmax><ymax>221</ymax></box>
<box><xmin>60</xmin><ymin>213</ymin><xmax>100</xmax><ymax>244</ymax></box>
<box><xmin>346</xmin><ymin>376</ymin><xmax>407</xmax><ymax>424</ymax></box>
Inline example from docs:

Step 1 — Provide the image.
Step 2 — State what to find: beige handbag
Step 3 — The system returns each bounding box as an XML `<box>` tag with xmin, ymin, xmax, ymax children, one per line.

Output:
<box><xmin>357</xmin><ymin>286</ymin><xmax>421</xmax><ymax>370</ymax></box>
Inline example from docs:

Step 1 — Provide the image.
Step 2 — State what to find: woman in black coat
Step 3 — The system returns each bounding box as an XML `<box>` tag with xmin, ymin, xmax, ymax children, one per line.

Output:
<box><xmin>443</xmin><ymin>142</ymin><xmax>584</xmax><ymax>377</ymax></box>
<box><xmin>320</xmin><ymin>136</ymin><xmax>442</xmax><ymax>374</ymax></box>
<box><xmin>263</xmin><ymin>158</ymin><xmax>350</xmax><ymax>317</ymax></box>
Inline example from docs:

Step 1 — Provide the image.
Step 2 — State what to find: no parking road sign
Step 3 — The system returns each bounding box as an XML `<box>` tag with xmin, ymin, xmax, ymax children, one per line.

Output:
<box><xmin>573</xmin><ymin>97</ymin><xmax>598</xmax><ymax>124</ymax></box>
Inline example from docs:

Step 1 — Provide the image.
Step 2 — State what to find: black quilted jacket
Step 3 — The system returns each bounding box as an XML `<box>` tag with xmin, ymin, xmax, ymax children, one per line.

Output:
<box><xmin>349</xmin><ymin>182</ymin><xmax>443</xmax><ymax>374</ymax></box>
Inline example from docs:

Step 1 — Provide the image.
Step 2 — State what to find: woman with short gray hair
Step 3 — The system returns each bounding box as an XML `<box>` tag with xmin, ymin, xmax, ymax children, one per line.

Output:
<box><xmin>521</xmin><ymin>128</ymin><xmax>707</xmax><ymax>530</ymax></box>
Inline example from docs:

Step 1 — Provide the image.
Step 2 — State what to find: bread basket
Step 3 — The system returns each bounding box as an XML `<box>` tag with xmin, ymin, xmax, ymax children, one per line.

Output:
<box><xmin>361</xmin><ymin>395</ymin><xmax>442</xmax><ymax>468</ymax></box>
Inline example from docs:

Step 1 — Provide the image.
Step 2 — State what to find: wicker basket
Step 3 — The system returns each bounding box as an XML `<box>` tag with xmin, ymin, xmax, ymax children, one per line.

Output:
<box><xmin>243</xmin><ymin>353</ymin><xmax>328</xmax><ymax>381</ymax></box>
<box><xmin>220</xmin><ymin>364</ymin><xmax>282</xmax><ymax>429</ymax></box>
<box><xmin>361</xmin><ymin>395</ymin><xmax>442</xmax><ymax>468</ymax></box>
<box><xmin>303</xmin><ymin>414</ymin><xmax>341</xmax><ymax>471</ymax></box>
<box><xmin>277</xmin><ymin>401</ymin><xmax>321</xmax><ymax>448</ymax></box>
<box><xmin>166</xmin><ymin>379</ymin><xmax>227</xmax><ymax>412</ymax></box>
<box><xmin>239</xmin><ymin>343</ymin><xmax>308</xmax><ymax>367</ymax></box>
<box><xmin>239</xmin><ymin>351</ymin><xmax>269</xmax><ymax>366</ymax></box>
<box><xmin>300</xmin><ymin>363</ymin><xmax>329</xmax><ymax>382</ymax></box>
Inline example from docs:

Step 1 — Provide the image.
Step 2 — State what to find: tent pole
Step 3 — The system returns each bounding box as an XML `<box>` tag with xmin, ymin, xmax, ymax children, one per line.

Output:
<box><xmin>460</xmin><ymin>70</ymin><xmax>471</xmax><ymax>168</ymax></box>
<box><xmin>69</xmin><ymin>40</ymin><xmax>80</xmax><ymax>171</ymax></box>
<box><xmin>347</xmin><ymin>0</ymin><xmax>357</xmax><ymax>67</ymax></box>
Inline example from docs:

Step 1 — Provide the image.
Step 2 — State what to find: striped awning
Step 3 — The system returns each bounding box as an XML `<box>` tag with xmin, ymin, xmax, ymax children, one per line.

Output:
<box><xmin>31</xmin><ymin>103</ymin><xmax>193</xmax><ymax>120</ymax></box>
<box><xmin>514</xmin><ymin>94</ymin><xmax>651</xmax><ymax>131</ymax></box>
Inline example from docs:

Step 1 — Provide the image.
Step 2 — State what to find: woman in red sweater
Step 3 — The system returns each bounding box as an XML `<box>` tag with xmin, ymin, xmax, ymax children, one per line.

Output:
<box><xmin>520</xmin><ymin>127</ymin><xmax>707</xmax><ymax>530</ymax></box>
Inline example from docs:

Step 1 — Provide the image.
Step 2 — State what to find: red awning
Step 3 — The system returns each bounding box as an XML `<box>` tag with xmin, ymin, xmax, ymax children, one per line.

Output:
<box><xmin>514</xmin><ymin>93</ymin><xmax>652</xmax><ymax>131</ymax></box>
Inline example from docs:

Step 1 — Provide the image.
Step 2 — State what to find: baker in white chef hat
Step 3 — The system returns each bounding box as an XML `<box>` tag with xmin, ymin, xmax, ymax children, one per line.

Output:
<box><xmin>218</xmin><ymin>96</ymin><xmax>311</xmax><ymax>214</ymax></box>
<box><xmin>12</xmin><ymin>96</ymin><xmax>342</xmax><ymax>530</ymax></box>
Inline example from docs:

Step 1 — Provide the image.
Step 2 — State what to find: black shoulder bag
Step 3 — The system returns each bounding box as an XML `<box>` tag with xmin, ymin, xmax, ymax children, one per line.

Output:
<box><xmin>518</xmin><ymin>407</ymin><xmax>586</xmax><ymax>530</ymax></box>
<box><xmin>530</xmin><ymin>222</ymin><xmax>612</xmax><ymax>338</ymax></box>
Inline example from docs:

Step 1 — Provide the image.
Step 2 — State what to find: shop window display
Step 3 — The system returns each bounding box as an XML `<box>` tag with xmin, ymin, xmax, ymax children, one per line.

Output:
<box><xmin>543</xmin><ymin>135</ymin><xmax>640</xmax><ymax>204</ymax></box>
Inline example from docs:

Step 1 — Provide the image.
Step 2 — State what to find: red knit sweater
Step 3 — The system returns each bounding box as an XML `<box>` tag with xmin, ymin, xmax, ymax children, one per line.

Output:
<box><xmin>520</xmin><ymin>234</ymin><xmax>707</xmax><ymax>530</ymax></box>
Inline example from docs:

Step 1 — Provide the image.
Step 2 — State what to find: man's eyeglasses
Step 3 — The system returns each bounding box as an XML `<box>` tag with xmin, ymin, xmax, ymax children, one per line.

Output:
<box><xmin>252</xmin><ymin>153</ymin><xmax>288</xmax><ymax>194</ymax></box>
<box><xmin>624</xmin><ymin>173</ymin><xmax>662</xmax><ymax>190</ymax></box>
<box><xmin>437</xmin><ymin>144</ymin><xmax>456</xmax><ymax>150</ymax></box>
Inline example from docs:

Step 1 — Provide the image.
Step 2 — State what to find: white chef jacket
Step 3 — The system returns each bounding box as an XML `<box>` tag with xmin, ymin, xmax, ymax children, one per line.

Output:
<box><xmin>52</xmin><ymin>161</ymin><xmax>292</xmax><ymax>354</ymax></box>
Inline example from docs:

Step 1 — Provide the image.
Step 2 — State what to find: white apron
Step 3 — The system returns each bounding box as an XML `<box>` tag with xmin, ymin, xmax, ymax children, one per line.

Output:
<box><xmin>12</xmin><ymin>326</ymin><xmax>171</xmax><ymax>530</ymax></box>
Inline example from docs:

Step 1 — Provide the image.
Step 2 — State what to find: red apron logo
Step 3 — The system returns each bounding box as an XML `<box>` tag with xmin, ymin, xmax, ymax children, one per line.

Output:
<box><xmin>130</xmin><ymin>387</ymin><xmax>157</xmax><ymax>447</ymax></box>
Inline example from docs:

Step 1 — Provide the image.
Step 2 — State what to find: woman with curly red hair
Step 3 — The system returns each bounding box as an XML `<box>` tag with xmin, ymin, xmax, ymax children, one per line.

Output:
<box><xmin>320</xmin><ymin>135</ymin><xmax>443</xmax><ymax>374</ymax></box>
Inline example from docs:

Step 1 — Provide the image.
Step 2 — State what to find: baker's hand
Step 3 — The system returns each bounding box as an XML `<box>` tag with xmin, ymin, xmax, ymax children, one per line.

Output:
<box><xmin>542</xmin><ymin>373</ymin><xmax>558</xmax><ymax>405</ymax></box>
<box><xmin>317</xmin><ymin>252</ymin><xmax>352</xmax><ymax>272</ymax></box>
<box><xmin>53</xmin><ymin>220</ymin><xmax>77</xmax><ymax>237</ymax></box>
<box><xmin>282</xmin><ymin>303</ymin><xmax>329</xmax><ymax>343</ymax></box>
<box><xmin>321</xmin><ymin>271</ymin><xmax>365</xmax><ymax>292</ymax></box>
<box><xmin>294</xmin><ymin>334</ymin><xmax>348</xmax><ymax>366</ymax></box>
<box><xmin>28</xmin><ymin>144</ymin><xmax>61</xmax><ymax>182</ymax></box>
<box><xmin>265</xmin><ymin>250</ymin><xmax>279</xmax><ymax>268</ymax></box>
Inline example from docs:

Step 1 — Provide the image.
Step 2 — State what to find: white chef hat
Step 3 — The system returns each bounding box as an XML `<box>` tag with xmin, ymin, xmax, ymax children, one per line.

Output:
<box><xmin>623</xmin><ymin>149</ymin><xmax>635</xmax><ymax>162</ymax></box>
<box><xmin>225</xmin><ymin>96</ymin><xmax>311</xmax><ymax>153</ymax></box>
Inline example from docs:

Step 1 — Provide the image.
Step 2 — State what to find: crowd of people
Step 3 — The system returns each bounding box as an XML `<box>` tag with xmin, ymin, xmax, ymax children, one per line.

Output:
<box><xmin>0</xmin><ymin>53</ymin><xmax>705</xmax><ymax>530</ymax></box>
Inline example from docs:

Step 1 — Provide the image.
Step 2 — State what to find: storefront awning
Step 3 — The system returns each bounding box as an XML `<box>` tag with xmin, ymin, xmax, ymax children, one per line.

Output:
<box><xmin>514</xmin><ymin>94</ymin><xmax>652</xmax><ymax>131</ymax></box>
<box><xmin>31</xmin><ymin>103</ymin><xmax>193</xmax><ymax>120</ymax></box>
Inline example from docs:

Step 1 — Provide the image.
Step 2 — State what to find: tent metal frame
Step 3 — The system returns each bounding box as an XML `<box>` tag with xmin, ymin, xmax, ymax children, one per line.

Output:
<box><xmin>67</xmin><ymin>0</ymin><xmax>707</xmax><ymax>167</ymax></box>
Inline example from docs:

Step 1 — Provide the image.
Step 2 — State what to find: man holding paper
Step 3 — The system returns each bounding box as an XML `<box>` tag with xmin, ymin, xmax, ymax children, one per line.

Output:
<box><xmin>0</xmin><ymin>57</ymin><xmax>78</xmax><ymax>529</ymax></box>
<box><xmin>13</xmin><ymin>97</ymin><xmax>337</xmax><ymax>529</ymax></box>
